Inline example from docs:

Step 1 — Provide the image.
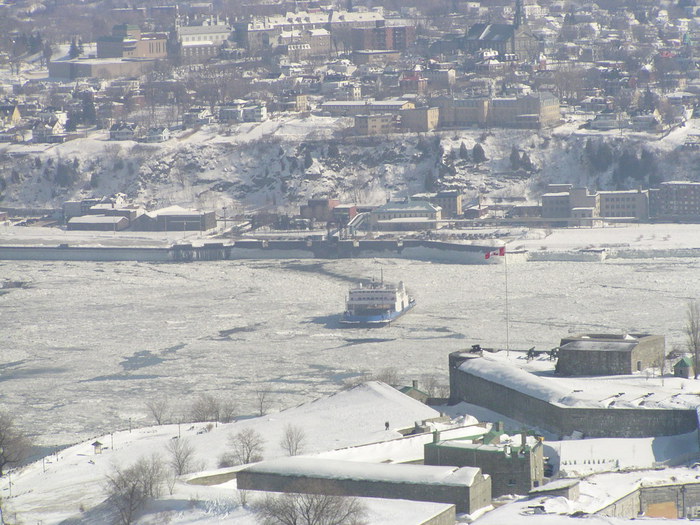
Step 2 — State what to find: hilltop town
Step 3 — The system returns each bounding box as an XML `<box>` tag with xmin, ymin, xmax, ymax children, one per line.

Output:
<box><xmin>5</xmin><ymin>0</ymin><xmax>700</xmax><ymax>524</ymax></box>
<box><xmin>3</xmin><ymin>0</ymin><xmax>700</xmax><ymax>227</ymax></box>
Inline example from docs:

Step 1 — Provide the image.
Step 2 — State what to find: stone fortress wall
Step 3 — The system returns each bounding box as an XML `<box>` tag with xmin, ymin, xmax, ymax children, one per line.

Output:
<box><xmin>448</xmin><ymin>352</ymin><xmax>699</xmax><ymax>439</ymax></box>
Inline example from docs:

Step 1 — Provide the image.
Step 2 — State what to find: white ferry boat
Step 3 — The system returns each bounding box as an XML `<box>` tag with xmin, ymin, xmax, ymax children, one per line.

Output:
<box><xmin>341</xmin><ymin>278</ymin><xmax>415</xmax><ymax>327</ymax></box>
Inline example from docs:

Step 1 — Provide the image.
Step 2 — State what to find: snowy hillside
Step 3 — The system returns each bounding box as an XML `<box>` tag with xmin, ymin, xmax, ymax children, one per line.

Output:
<box><xmin>3</xmin><ymin>115</ymin><xmax>700</xmax><ymax>212</ymax></box>
<box><xmin>0</xmin><ymin>381</ymin><xmax>455</xmax><ymax>525</ymax></box>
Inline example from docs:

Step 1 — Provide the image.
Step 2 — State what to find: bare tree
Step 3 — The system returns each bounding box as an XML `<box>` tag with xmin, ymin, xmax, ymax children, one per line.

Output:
<box><xmin>255</xmin><ymin>388</ymin><xmax>274</xmax><ymax>416</ymax></box>
<box><xmin>166</xmin><ymin>438</ymin><xmax>197</xmax><ymax>476</ymax></box>
<box><xmin>228</xmin><ymin>428</ymin><xmax>265</xmax><ymax>465</ymax></box>
<box><xmin>421</xmin><ymin>374</ymin><xmax>450</xmax><ymax>398</ymax></box>
<box><xmin>146</xmin><ymin>398</ymin><xmax>171</xmax><ymax>425</ymax></box>
<box><xmin>104</xmin><ymin>454</ymin><xmax>166</xmax><ymax>525</ymax></box>
<box><xmin>190</xmin><ymin>393</ymin><xmax>237</xmax><ymax>423</ymax></box>
<box><xmin>255</xmin><ymin>488</ymin><xmax>367</xmax><ymax>525</ymax></box>
<box><xmin>343</xmin><ymin>367</ymin><xmax>402</xmax><ymax>390</ymax></box>
<box><xmin>373</xmin><ymin>367</ymin><xmax>401</xmax><ymax>388</ymax></box>
<box><xmin>686</xmin><ymin>300</ymin><xmax>700</xmax><ymax>379</ymax></box>
<box><xmin>0</xmin><ymin>411</ymin><xmax>32</xmax><ymax>476</ymax></box>
<box><xmin>280</xmin><ymin>424</ymin><xmax>306</xmax><ymax>457</ymax></box>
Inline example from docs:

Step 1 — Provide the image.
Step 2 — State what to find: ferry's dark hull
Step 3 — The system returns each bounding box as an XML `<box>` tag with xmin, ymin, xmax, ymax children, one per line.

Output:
<box><xmin>340</xmin><ymin>300</ymin><xmax>416</xmax><ymax>327</ymax></box>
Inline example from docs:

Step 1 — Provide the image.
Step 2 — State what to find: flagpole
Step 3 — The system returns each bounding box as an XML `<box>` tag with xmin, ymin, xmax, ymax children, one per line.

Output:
<box><xmin>505</xmin><ymin>246</ymin><xmax>510</xmax><ymax>358</ymax></box>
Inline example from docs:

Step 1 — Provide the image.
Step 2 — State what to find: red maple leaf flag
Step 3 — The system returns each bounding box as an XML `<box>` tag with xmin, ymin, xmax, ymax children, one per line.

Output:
<box><xmin>485</xmin><ymin>247</ymin><xmax>506</xmax><ymax>259</ymax></box>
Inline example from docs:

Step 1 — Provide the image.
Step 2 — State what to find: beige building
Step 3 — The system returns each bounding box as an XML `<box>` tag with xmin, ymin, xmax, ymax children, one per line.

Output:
<box><xmin>401</xmin><ymin>107</ymin><xmax>439</xmax><ymax>132</ymax></box>
<box><xmin>276</xmin><ymin>28</ymin><xmax>331</xmax><ymax>58</ymax></box>
<box><xmin>354</xmin><ymin>114</ymin><xmax>397</xmax><ymax>135</ymax></box>
<box><xmin>488</xmin><ymin>92</ymin><xmax>561</xmax><ymax>128</ymax></box>
<box><xmin>435</xmin><ymin>97</ymin><xmax>488</xmax><ymax>127</ymax></box>
<box><xmin>541</xmin><ymin>184</ymin><xmax>650</xmax><ymax>222</ymax></box>
<box><xmin>235</xmin><ymin>9</ymin><xmax>383</xmax><ymax>51</ymax></box>
<box><xmin>434</xmin><ymin>92</ymin><xmax>560</xmax><ymax>129</ymax></box>
<box><xmin>320</xmin><ymin>99</ymin><xmax>414</xmax><ymax>116</ymax></box>
<box><xmin>598</xmin><ymin>190</ymin><xmax>649</xmax><ymax>219</ymax></box>
<box><xmin>175</xmin><ymin>16</ymin><xmax>232</xmax><ymax>62</ymax></box>
<box><xmin>412</xmin><ymin>191</ymin><xmax>463</xmax><ymax>218</ymax></box>
<box><xmin>97</xmin><ymin>25</ymin><xmax>167</xmax><ymax>59</ymax></box>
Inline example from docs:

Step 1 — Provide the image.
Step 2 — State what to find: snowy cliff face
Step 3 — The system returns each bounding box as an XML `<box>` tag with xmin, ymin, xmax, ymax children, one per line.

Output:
<box><xmin>1</xmin><ymin>116</ymin><xmax>699</xmax><ymax>212</ymax></box>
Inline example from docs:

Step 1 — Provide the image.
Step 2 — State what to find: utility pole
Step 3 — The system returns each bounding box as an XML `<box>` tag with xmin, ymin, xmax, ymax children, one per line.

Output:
<box><xmin>505</xmin><ymin>249</ymin><xmax>510</xmax><ymax>357</ymax></box>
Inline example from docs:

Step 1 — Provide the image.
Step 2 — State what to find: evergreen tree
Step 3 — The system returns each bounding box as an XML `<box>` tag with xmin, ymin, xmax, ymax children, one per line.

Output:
<box><xmin>592</xmin><ymin>142</ymin><xmax>613</xmax><ymax>172</ymax></box>
<box><xmin>510</xmin><ymin>146</ymin><xmax>521</xmax><ymax>169</ymax></box>
<box><xmin>459</xmin><ymin>141</ymin><xmax>469</xmax><ymax>160</ymax></box>
<box><xmin>42</xmin><ymin>42</ymin><xmax>53</xmax><ymax>66</ymax></box>
<box><xmin>521</xmin><ymin>151</ymin><xmax>534</xmax><ymax>171</ymax></box>
<box><xmin>327</xmin><ymin>142</ymin><xmax>339</xmax><ymax>158</ymax></box>
<box><xmin>69</xmin><ymin>38</ymin><xmax>80</xmax><ymax>59</ymax></box>
<box><xmin>584</xmin><ymin>138</ymin><xmax>595</xmax><ymax>163</ymax></box>
<box><xmin>472</xmin><ymin>143</ymin><xmax>487</xmax><ymax>163</ymax></box>
<box><xmin>64</xmin><ymin>116</ymin><xmax>77</xmax><ymax>132</ymax></box>
<box><xmin>613</xmin><ymin>149</ymin><xmax>640</xmax><ymax>187</ymax></box>
<box><xmin>303</xmin><ymin>150</ymin><xmax>313</xmax><ymax>169</ymax></box>
<box><xmin>640</xmin><ymin>149</ymin><xmax>657</xmax><ymax>181</ymax></box>
<box><xmin>81</xmin><ymin>93</ymin><xmax>97</xmax><ymax>125</ymax></box>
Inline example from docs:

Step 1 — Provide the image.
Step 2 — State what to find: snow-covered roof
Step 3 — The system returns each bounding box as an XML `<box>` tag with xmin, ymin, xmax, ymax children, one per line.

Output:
<box><xmin>560</xmin><ymin>340</ymin><xmax>637</xmax><ymax>353</ymax></box>
<box><xmin>243</xmin><ymin>457</ymin><xmax>485</xmax><ymax>487</ymax></box>
<box><xmin>67</xmin><ymin>215</ymin><xmax>125</xmax><ymax>224</ymax></box>
<box><xmin>375</xmin><ymin>200</ymin><xmax>441</xmax><ymax>213</ymax></box>
<box><xmin>321</xmin><ymin>100</ymin><xmax>409</xmax><ymax>107</ymax></box>
<box><xmin>153</xmin><ymin>205</ymin><xmax>205</xmax><ymax>217</ymax></box>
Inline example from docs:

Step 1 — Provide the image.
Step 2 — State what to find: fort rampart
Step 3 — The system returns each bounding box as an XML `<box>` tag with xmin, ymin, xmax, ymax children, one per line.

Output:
<box><xmin>449</xmin><ymin>352</ymin><xmax>699</xmax><ymax>439</ymax></box>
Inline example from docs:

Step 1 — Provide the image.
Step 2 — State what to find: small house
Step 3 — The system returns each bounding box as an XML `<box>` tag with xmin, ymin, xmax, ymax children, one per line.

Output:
<box><xmin>182</xmin><ymin>107</ymin><xmax>213</xmax><ymax>128</ymax></box>
<box><xmin>91</xmin><ymin>440</ymin><xmax>104</xmax><ymax>454</ymax></box>
<box><xmin>674</xmin><ymin>357</ymin><xmax>694</xmax><ymax>379</ymax></box>
<box><xmin>32</xmin><ymin>119</ymin><xmax>65</xmax><ymax>143</ymax></box>
<box><xmin>109</xmin><ymin>122</ymin><xmax>139</xmax><ymax>141</ymax></box>
<box><xmin>142</xmin><ymin>126</ymin><xmax>170</xmax><ymax>143</ymax></box>
<box><xmin>0</xmin><ymin>104</ymin><xmax>21</xmax><ymax>127</ymax></box>
<box><xmin>399</xmin><ymin>380</ymin><xmax>429</xmax><ymax>403</ymax></box>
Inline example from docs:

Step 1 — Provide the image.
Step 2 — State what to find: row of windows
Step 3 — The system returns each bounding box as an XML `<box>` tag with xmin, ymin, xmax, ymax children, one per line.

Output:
<box><xmin>376</xmin><ymin>213</ymin><xmax>435</xmax><ymax>219</ymax></box>
<box><xmin>183</xmin><ymin>34</ymin><xmax>226</xmax><ymax>42</ymax></box>
<box><xmin>602</xmin><ymin>204</ymin><xmax>636</xmax><ymax>210</ymax></box>
<box><xmin>601</xmin><ymin>196</ymin><xmax>637</xmax><ymax>202</ymax></box>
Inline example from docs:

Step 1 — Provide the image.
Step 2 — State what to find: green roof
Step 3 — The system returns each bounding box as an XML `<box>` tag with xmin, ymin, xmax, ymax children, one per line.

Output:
<box><xmin>675</xmin><ymin>356</ymin><xmax>694</xmax><ymax>368</ymax></box>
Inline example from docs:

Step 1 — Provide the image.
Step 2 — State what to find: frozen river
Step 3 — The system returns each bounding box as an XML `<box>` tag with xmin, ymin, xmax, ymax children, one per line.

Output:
<box><xmin>2</xmin><ymin>256</ymin><xmax>700</xmax><ymax>447</ymax></box>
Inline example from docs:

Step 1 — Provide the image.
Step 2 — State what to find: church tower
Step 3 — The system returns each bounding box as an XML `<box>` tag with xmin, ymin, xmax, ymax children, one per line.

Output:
<box><xmin>514</xmin><ymin>0</ymin><xmax>525</xmax><ymax>29</ymax></box>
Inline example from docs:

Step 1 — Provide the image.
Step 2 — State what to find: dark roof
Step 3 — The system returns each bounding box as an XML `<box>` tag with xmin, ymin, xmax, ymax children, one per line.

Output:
<box><xmin>465</xmin><ymin>23</ymin><xmax>515</xmax><ymax>42</ymax></box>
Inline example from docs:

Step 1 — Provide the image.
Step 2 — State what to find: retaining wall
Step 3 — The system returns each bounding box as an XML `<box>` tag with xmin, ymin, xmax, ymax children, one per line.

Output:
<box><xmin>449</xmin><ymin>353</ymin><xmax>698</xmax><ymax>439</ymax></box>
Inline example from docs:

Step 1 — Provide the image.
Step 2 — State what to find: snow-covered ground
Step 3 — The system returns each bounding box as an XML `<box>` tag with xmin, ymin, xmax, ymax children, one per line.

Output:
<box><xmin>0</xmin><ymin>382</ymin><xmax>458</xmax><ymax>525</ymax></box>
